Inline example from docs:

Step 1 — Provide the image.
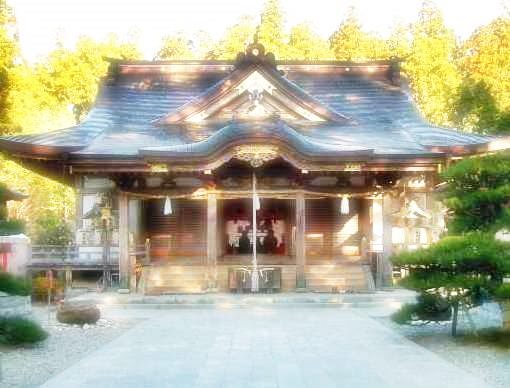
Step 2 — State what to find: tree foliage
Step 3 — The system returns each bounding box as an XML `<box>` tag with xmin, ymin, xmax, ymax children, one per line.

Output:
<box><xmin>403</xmin><ymin>1</ymin><xmax>461</xmax><ymax>126</ymax></box>
<box><xmin>287</xmin><ymin>23</ymin><xmax>333</xmax><ymax>60</ymax></box>
<box><xmin>256</xmin><ymin>0</ymin><xmax>286</xmax><ymax>58</ymax></box>
<box><xmin>329</xmin><ymin>7</ymin><xmax>390</xmax><ymax>61</ymax></box>
<box><xmin>40</xmin><ymin>35</ymin><xmax>141</xmax><ymax>122</ymax></box>
<box><xmin>156</xmin><ymin>33</ymin><xmax>194</xmax><ymax>60</ymax></box>
<box><xmin>209</xmin><ymin>16</ymin><xmax>257</xmax><ymax>59</ymax></box>
<box><xmin>453</xmin><ymin>17</ymin><xmax>510</xmax><ymax>133</ymax></box>
<box><xmin>440</xmin><ymin>154</ymin><xmax>510</xmax><ymax>233</ymax></box>
<box><xmin>0</xmin><ymin>0</ymin><xmax>18</xmax><ymax>134</ymax></box>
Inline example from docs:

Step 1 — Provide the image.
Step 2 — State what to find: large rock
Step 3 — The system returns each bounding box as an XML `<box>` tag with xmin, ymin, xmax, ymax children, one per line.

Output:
<box><xmin>57</xmin><ymin>301</ymin><xmax>100</xmax><ymax>325</ymax></box>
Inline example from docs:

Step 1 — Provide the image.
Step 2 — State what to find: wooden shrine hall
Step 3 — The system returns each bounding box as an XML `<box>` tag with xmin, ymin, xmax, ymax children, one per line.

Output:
<box><xmin>1</xmin><ymin>43</ymin><xmax>508</xmax><ymax>293</ymax></box>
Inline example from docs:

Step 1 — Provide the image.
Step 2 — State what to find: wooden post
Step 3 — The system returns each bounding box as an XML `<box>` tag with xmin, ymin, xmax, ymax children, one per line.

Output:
<box><xmin>118</xmin><ymin>191</ymin><xmax>130</xmax><ymax>290</ymax></box>
<box><xmin>295</xmin><ymin>192</ymin><xmax>306</xmax><ymax>289</ymax></box>
<box><xmin>207</xmin><ymin>193</ymin><xmax>218</xmax><ymax>291</ymax></box>
<box><xmin>382</xmin><ymin>194</ymin><xmax>394</xmax><ymax>286</ymax></box>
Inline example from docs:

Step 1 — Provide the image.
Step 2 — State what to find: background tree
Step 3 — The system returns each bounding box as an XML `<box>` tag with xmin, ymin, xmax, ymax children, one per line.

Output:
<box><xmin>156</xmin><ymin>33</ymin><xmax>194</xmax><ymax>60</ymax></box>
<box><xmin>329</xmin><ymin>7</ymin><xmax>389</xmax><ymax>61</ymax></box>
<box><xmin>41</xmin><ymin>35</ymin><xmax>141</xmax><ymax>122</ymax></box>
<box><xmin>453</xmin><ymin>17</ymin><xmax>510</xmax><ymax>133</ymax></box>
<box><xmin>209</xmin><ymin>16</ymin><xmax>256</xmax><ymax>59</ymax></box>
<box><xmin>386</xmin><ymin>23</ymin><xmax>411</xmax><ymax>59</ymax></box>
<box><xmin>256</xmin><ymin>0</ymin><xmax>287</xmax><ymax>58</ymax></box>
<box><xmin>287</xmin><ymin>23</ymin><xmax>333</xmax><ymax>60</ymax></box>
<box><xmin>403</xmin><ymin>1</ymin><xmax>461</xmax><ymax>126</ymax></box>
<box><xmin>0</xmin><ymin>0</ymin><xmax>18</xmax><ymax>134</ymax></box>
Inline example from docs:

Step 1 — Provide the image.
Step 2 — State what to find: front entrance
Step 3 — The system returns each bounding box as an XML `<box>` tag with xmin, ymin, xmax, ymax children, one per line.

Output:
<box><xmin>220</xmin><ymin>198</ymin><xmax>293</xmax><ymax>264</ymax></box>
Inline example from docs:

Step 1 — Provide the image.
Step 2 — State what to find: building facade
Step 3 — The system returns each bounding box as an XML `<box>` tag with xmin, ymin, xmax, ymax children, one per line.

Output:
<box><xmin>1</xmin><ymin>44</ymin><xmax>507</xmax><ymax>293</ymax></box>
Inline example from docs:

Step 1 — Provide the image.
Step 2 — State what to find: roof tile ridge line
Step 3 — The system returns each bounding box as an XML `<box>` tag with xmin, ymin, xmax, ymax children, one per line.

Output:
<box><xmin>151</xmin><ymin>64</ymin><xmax>258</xmax><ymax>126</ymax></box>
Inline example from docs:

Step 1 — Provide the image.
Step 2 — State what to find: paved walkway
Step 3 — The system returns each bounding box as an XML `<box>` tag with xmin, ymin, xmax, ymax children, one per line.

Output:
<box><xmin>41</xmin><ymin>307</ymin><xmax>491</xmax><ymax>388</ymax></box>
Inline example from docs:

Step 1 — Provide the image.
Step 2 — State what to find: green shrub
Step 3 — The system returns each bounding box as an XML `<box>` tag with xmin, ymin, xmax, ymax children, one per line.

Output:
<box><xmin>0</xmin><ymin>219</ymin><xmax>25</xmax><ymax>236</ymax></box>
<box><xmin>32</xmin><ymin>213</ymin><xmax>73</xmax><ymax>245</ymax></box>
<box><xmin>391</xmin><ymin>293</ymin><xmax>451</xmax><ymax>324</ymax></box>
<box><xmin>495</xmin><ymin>284</ymin><xmax>510</xmax><ymax>300</ymax></box>
<box><xmin>0</xmin><ymin>271</ymin><xmax>31</xmax><ymax>295</ymax></box>
<box><xmin>0</xmin><ymin>316</ymin><xmax>48</xmax><ymax>345</ymax></box>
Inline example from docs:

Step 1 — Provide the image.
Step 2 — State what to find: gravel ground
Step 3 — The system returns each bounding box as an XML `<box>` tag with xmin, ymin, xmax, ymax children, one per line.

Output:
<box><xmin>0</xmin><ymin>305</ymin><xmax>140</xmax><ymax>388</ymax></box>
<box><xmin>380</xmin><ymin>303</ymin><xmax>510</xmax><ymax>388</ymax></box>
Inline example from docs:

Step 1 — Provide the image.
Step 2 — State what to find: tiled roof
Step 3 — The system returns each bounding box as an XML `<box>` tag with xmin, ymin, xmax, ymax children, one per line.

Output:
<box><xmin>0</xmin><ymin>60</ymin><xmax>495</xmax><ymax>161</ymax></box>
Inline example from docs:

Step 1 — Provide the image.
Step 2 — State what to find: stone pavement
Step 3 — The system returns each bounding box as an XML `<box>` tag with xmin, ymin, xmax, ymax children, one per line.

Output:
<box><xmin>41</xmin><ymin>307</ymin><xmax>491</xmax><ymax>388</ymax></box>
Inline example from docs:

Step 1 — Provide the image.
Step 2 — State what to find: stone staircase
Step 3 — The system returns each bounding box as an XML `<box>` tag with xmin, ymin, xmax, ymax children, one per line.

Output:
<box><xmin>140</xmin><ymin>262</ymin><xmax>374</xmax><ymax>294</ymax></box>
<box><xmin>305</xmin><ymin>263</ymin><xmax>372</xmax><ymax>292</ymax></box>
<box><xmin>141</xmin><ymin>265</ymin><xmax>207</xmax><ymax>295</ymax></box>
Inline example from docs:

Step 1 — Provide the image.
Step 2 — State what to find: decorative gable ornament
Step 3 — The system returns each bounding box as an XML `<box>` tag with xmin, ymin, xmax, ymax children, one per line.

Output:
<box><xmin>233</xmin><ymin>144</ymin><xmax>279</xmax><ymax>167</ymax></box>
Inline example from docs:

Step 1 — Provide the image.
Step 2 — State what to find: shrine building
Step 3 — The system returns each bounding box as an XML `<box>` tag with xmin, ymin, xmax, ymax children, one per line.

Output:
<box><xmin>1</xmin><ymin>44</ymin><xmax>507</xmax><ymax>293</ymax></box>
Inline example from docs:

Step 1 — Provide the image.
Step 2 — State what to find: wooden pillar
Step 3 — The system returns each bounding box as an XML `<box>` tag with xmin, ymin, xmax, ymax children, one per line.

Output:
<box><xmin>64</xmin><ymin>266</ymin><xmax>73</xmax><ymax>294</ymax></box>
<box><xmin>371</xmin><ymin>196</ymin><xmax>384</xmax><ymax>287</ymax></box>
<box><xmin>75</xmin><ymin>176</ymin><xmax>83</xmax><ymax>231</ymax></box>
<box><xmin>207</xmin><ymin>193</ymin><xmax>218</xmax><ymax>290</ymax></box>
<box><xmin>118</xmin><ymin>191</ymin><xmax>130</xmax><ymax>290</ymax></box>
<box><xmin>382</xmin><ymin>193</ymin><xmax>394</xmax><ymax>286</ymax></box>
<box><xmin>296</xmin><ymin>192</ymin><xmax>306</xmax><ymax>289</ymax></box>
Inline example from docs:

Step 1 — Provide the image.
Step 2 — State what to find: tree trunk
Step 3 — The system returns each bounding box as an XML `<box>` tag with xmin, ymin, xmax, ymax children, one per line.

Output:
<box><xmin>451</xmin><ymin>301</ymin><xmax>459</xmax><ymax>337</ymax></box>
<box><xmin>499</xmin><ymin>301</ymin><xmax>510</xmax><ymax>331</ymax></box>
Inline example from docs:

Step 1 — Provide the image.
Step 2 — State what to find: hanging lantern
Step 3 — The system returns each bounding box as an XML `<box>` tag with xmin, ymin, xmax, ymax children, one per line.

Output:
<box><xmin>340</xmin><ymin>196</ymin><xmax>350</xmax><ymax>215</ymax></box>
<box><xmin>163</xmin><ymin>196</ymin><xmax>173</xmax><ymax>215</ymax></box>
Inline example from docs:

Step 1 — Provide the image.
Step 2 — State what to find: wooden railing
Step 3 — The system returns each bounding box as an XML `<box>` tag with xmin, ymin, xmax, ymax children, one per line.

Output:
<box><xmin>31</xmin><ymin>245</ymin><xmax>118</xmax><ymax>265</ymax></box>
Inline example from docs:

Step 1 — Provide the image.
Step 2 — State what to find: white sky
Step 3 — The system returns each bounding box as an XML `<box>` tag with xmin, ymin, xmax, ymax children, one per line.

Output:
<box><xmin>9</xmin><ymin>0</ymin><xmax>509</xmax><ymax>62</ymax></box>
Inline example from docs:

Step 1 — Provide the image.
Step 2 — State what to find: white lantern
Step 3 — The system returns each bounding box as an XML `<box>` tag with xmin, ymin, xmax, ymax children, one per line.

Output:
<box><xmin>340</xmin><ymin>196</ymin><xmax>350</xmax><ymax>215</ymax></box>
<box><xmin>163</xmin><ymin>196</ymin><xmax>173</xmax><ymax>215</ymax></box>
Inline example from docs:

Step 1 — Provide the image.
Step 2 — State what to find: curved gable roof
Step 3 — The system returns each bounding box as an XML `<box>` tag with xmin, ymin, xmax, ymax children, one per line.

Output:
<box><xmin>0</xmin><ymin>45</ymin><xmax>504</xmax><ymax>164</ymax></box>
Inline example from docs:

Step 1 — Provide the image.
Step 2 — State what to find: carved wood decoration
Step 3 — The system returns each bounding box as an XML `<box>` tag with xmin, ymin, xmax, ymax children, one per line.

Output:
<box><xmin>232</xmin><ymin>144</ymin><xmax>279</xmax><ymax>167</ymax></box>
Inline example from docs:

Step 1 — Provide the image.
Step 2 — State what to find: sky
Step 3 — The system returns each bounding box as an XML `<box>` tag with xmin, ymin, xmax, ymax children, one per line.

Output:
<box><xmin>9</xmin><ymin>0</ymin><xmax>510</xmax><ymax>62</ymax></box>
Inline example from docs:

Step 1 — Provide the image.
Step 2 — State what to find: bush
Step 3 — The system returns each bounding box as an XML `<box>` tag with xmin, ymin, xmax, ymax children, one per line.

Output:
<box><xmin>0</xmin><ymin>271</ymin><xmax>31</xmax><ymax>295</ymax></box>
<box><xmin>32</xmin><ymin>214</ymin><xmax>73</xmax><ymax>245</ymax></box>
<box><xmin>495</xmin><ymin>284</ymin><xmax>510</xmax><ymax>300</ymax></box>
<box><xmin>391</xmin><ymin>293</ymin><xmax>451</xmax><ymax>324</ymax></box>
<box><xmin>0</xmin><ymin>316</ymin><xmax>48</xmax><ymax>345</ymax></box>
<box><xmin>0</xmin><ymin>219</ymin><xmax>25</xmax><ymax>236</ymax></box>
